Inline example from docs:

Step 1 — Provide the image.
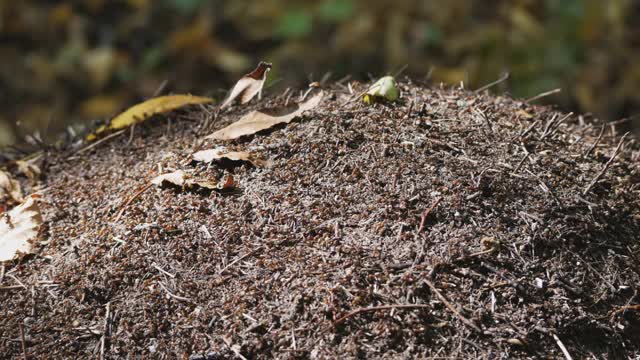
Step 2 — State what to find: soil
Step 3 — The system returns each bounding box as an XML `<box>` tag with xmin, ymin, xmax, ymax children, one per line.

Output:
<box><xmin>1</xmin><ymin>81</ymin><xmax>640</xmax><ymax>359</ymax></box>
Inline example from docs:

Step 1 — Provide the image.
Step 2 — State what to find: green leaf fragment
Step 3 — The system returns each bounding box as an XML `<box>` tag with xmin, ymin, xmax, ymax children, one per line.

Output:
<box><xmin>363</xmin><ymin>76</ymin><xmax>399</xmax><ymax>104</ymax></box>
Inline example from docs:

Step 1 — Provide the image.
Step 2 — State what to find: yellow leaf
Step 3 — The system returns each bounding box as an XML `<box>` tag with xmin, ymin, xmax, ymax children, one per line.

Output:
<box><xmin>87</xmin><ymin>95</ymin><xmax>213</xmax><ymax>141</ymax></box>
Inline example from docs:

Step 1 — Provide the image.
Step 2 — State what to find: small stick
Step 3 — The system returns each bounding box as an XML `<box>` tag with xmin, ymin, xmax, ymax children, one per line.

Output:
<box><xmin>157</xmin><ymin>281</ymin><xmax>192</xmax><ymax>302</ymax></box>
<box><xmin>526</xmin><ymin>88</ymin><xmax>561</xmax><ymax>103</ymax></box>
<box><xmin>218</xmin><ymin>248</ymin><xmax>261</xmax><ymax>275</ymax></box>
<box><xmin>73</xmin><ymin>129</ymin><xmax>127</xmax><ymax>155</ymax></box>
<box><xmin>423</xmin><ymin>279</ymin><xmax>482</xmax><ymax>333</ymax></box>
<box><xmin>332</xmin><ymin>304</ymin><xmax>431</xmax><ymax>327</ymax></box>
<box><xmin>126</xmin><ymin>123</ymin><xmax>136</xmax><ymax>145</ymax></box>
<box><xmin>9</xmin><ymin>274</ymin><xmax>28</xmax><ymax>290</ymax></box>
<box><xmin>516</xmin><ymin>119</ymin><xmax>541</xmax><ymax>140</ymax></box>
<box><xmin>475</xmin><ymin>72</ymin><xmax>509</xmax><ymax>93</ymax></box>
<box><xmin>541</xmin><ymin>112</ymin><xmax>573</xmax><ymax>140</ymax></box>
<box><xmin>473</xmin><ymin>107</ymin><xmax>493</xmax><ymax>134</ymax></box>
<box><xmin>609</xmin><ymin>304</ymin><xmax>640</xmax><ymax>318</ymax></box>
<box><xmin>405</xmin><ymin>100</ymin><xmax>414</xmax><ymax>119</ymax></box>
<box><xmin>152</xmin><ymin>79</ymin><xmax>169</xmax><ymax>97</ymax></box>
<box><xmin>100</xmin><ymin>302</ymin><xmax>110</xmax><ymax>360</ymax></box>
<box><xmin>481</xmin><ymin>262</ymin><xmax>526</xmax><ymax>293</ymax></box>
<box><xmin>222</xmin><ymin>336</ymin><xmax>248</xmax><ymax>360</ymax></box>
<box><xmin>114</xmin><ymin>183</ymin><xmax>153</xmax><ymax>222</ymax></box>
<box><xmin>512</xmin><ymin>153</ymin><xmax>530</xmax><ymax>174</ymax></box>
<box><xmin>584</xmin><ymin>125</ymin><xmax>605</xmax><ymax>157</ymax></box>
<box><xmin>539</xmin><ymin>113</ymin><xmax>559</xmax><ymax>139</ymax></box>
<box><xmin>19</xmin><ymin>323</ymin><xmax>27</xmax><ymax>360</ymax></box>
<box><xmin>583</xmin><ymin>132</ymin><xmax>629</xmax><ymax>195</ymax></box>
<box><xmin>552</xmin><ymin>333</ymin><xmax>573</xmax><ymax>360</ymax></box>
<box><xmin>336</xmin><ymin>74</ymin><xmax>352</xmax><ymax>86</ymax></box>
<box><xmin>418</xmin><ymin>197</ymin><xmax>442</xmax><ymax>233</ymax></box>
<box><xmin>153</xmin><ymin>264</ymin><xmax>176</xmax><ymax>279</ymax></box>
<box><xmin>392</xmin><ymin>64</ymin><xmax>409</xmax><ymax>78</ymax></box>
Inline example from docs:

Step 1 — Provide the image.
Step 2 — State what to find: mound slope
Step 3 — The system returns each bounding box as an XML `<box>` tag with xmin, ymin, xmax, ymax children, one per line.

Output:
<box><xmin>2</xmin><ymin>82</ymin><xmax>639</xmax><ymax>359</ymax></box>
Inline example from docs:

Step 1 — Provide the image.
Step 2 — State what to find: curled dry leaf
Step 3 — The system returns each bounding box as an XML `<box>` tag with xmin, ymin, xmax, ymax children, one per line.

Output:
<box><xmin>0</xmin><ymin>196</ymin><xmax>43</xmax><ymax>262</ymax></box>
<box><xmin>87</xmin><ymin>94</ymin><xmax>213</xmax><ymax>140</ymax></box>
<box><xmin>208</xmin><ymin>89</ymin><xmax>324</xmax><ymax>141</ymax></box>
<box><xmin>220</xmin><ymin>61</ymin><xmax>272</xmax><ymax>109</ymax></box>
<box><xmin>0</xmin><ymin>170</ymin><xmax>23</xmax><ymax>204</ymax></box>
<box><xmin>14</xmin><ymin>159</ymin><xmax>41</xmax><ymax>183</ymax></box>
<box><xmin>151</xmin><ymin>170</ymin><xmax>189</xmax><ymax>187</ymax></box>
<box><xmin>363</xmin><ymin>76</ymin><xmax>399</xmax><ymax>104</ymax></box>
<box><xmin>151</xmin><ymin>170</ymin><xmax>234</xmax><ymax>191</ymax></box>
<box><xmin>193</xmin><ymin>148</ymin><xmax>268</xmax><ymax>167</ymax></box>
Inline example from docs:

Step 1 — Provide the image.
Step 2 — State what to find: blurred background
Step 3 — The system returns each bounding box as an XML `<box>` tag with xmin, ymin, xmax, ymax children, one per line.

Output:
<box><xmin>1</xmin><ymin>0</ymin><xmax>639</xmax><ymax>147</ymax></box>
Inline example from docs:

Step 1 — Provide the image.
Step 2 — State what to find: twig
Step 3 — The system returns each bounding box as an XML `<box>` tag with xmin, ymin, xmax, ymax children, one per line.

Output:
<box><xmin>609</xmin><ymin>304</ymin><xmax>640</xmax><ymax>318</ymax></box>
<box><xmin>392</xmin><ymin>64</ymin><xmax>409</xmax><ymax>78</ymax></box>
<box><xmin>418</xmin><ymin>197</ymin><xmax>442</xmax><ymax>232</ymax></box>
<box><xmin>404</xmin><ymin>100</ymin><xmax>414</xmax><ymax>119</ymax></box>
<box><xmin>100</xmin><ymin>302</ymin><xmax>110</xmax><ymax>360</ymax></box>
<box><xmin>512</xmin><ymin>153</ymin><xmax>530</xmax><ymax>174</ymax></box>
<box><xmin>423</xmin><ymin>279</ymin><xmax>482</xmax><ymax>333</ymax></box>
<box><xmin>126</xmin><ymin>123</ymin><xmax>136</xmax><ymax>145</ymax></box>
<box><xmin>222</xmin><ymin>336</ymin><xmax>248</xmax><ymax>360</ymax></box>
<box><xmin>526</xmin><ymin>88</ymin><xmax>561</xmax><ymax>103</ymax></box>
<box><xmin>583</xmin><ymin>132</ymin><xmax>629</xmax><ymax>195</ymax></box>
<box><xmin>73</xmin><ymin>129</ymin><xmax>127</xmax><ymax>155</ymax></box>
<box><xmin>9</xmin><ymin>274</ymin><xmax>28</xmax><ymax>289</ymax></box>
<box><xmin>157</xmin><ymin>281</ymin><xmax>192</xmax><ymax>303</ymax></box>
<box><xmin>114</xmin><ymin>183</ymin><xmax>153</xmax><ymax>222</ymax></box>
<box><xmin>153</xmin><ymin>264</ymin><xmax>176</xmax><ymax>279</ymax></box>
<box><xmin>526</xmin><ymin>170</ymin><xmax>562</xmax><ymax>206</ymax></box>
<box><xmin>332</xmin><ymin>304</ymin><xmax>431</xmax><ymax>327</ymax></box>
<box><xmin>19</xmin><ymin>323</ymin><xmax>27</xmax><ymax>360</ymax></box>
<box><xmin>475</xmin><ymin>72</ymin><xmax>509</xmax><ymax>93</ymax></box>
<box><xmin>473</xmin><ymin>107</ymin><xmax>493</xmax><ymax>134</ymax></box>
<box><xmin>515</xmin><ymin>119</ymin><xmax>541</xmax><ymax>141</ymax></box>
<box><xmin>152</xmin><ymin>79</ymin><xmax>169</xmax><ymax>97</ymax></box>
<box><xmin>584</xmin><ymin>125</ymin><xmax>605</xmax><ymax>158</ymax></box>
<box><xmin>481</xmin><ymin>262</ymin><xmax>527</xmax><ymax>293</ymax></box>
<box><xmin>344</xmin><ymin>87</ymin><xmax>371</xmax><ymax>105</ymax></box>
<box><xmin>218</xmin><ymin>248</ymin><xmax>262</xmax><ymax>275</ymax></box>
<box><xmin>540</xmin><ymin>112</ymin><xmax>573</xmax><ymax>140</ymax></box>
<box><xmin>552</xmin><ymin>333</ymin><xmax>573</xmax><ymax>360</ymax></box>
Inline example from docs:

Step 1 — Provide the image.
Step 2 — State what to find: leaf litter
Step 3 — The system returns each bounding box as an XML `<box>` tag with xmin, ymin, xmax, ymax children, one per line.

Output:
<box><xmin>151</xmin><ymin>170</ymin><xmax>234</xmax><ymax>191</ymax></box>
<box><xmin>0</xmin><ymin>169</ymin><xmax>23</xmax><ymax>204</ymax></box>
<box><xmin>192</xmin><ymin>147</ymin><xmax>269</xmax><ymax>168</ymax></box>
<box><xmin>207</xmin><ymin>89</ymin><xmax>323</xmax><ymax>140</ymax></box>
<box><xmin>1</xmin><ymin>81</ymin><xmax>639</xmax><ymax>359</ymax></box>
<box><xmin>220</xmin><ymin>61</ymin><xmax>272</xmax><ymax>109</ymax></box>
<box><xmin>87</xmin><ymin>94</ymin><xmax>213</xmax><ymax>140</ymax></box>
<box><xmin>0</xmin><ymin>195</ymin><xmax>42</xmax><ymax>262</ymax></box>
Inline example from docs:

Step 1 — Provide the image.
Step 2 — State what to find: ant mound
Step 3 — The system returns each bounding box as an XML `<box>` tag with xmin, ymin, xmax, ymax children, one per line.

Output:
<box><xmin>2</xmin><ymin>82</ymin><xmax>639</xmax><ymax>359</ymax></box>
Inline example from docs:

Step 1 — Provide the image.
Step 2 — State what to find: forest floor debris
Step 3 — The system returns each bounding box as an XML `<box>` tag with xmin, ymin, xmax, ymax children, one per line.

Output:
<box><xmin>1</xmin><ymin>81</ymin><xmax>639</xmax><ymax>358</ymax></box>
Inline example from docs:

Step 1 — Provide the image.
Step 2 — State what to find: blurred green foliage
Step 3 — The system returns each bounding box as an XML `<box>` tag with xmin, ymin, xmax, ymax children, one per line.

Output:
<box><xmin>1</xmin><ymin>0</ymin><xmax>639</xmax><ymax>146</ymax></box>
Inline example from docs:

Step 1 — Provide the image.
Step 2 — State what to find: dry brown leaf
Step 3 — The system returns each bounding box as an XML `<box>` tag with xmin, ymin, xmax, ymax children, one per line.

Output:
<box><xmin>0</xmin><ymin>196</ymin><xmax>43</xmax><ymax>262</ymax></box>
<box><xmin>208</xmin><ymin>90</ymin><xmax>324</xmax><ymax>140</ymax></box>
<box><xmin>14</xmin><ymin>160</ymin><xmax>41</xmax><ymax>182</ymax></box>
<box><xmin>87</xmin><ymin>94</ymin><xmax>213</xmax><ymax>140</ymax></box>
<box><xmin>0</xmin><ymin>170</ymin><xmax>23</xmax><ymax>204</ymax></box>
<box><xmin>192</xmin><ymin>148</ymin><xmax>268</xmax><ymax>167</ymax></box>
<box><xmin>220</xmin><ymin>61</ymin><xmax>272</xmax><ymax>109</ymax></box>
<box><xmin>151</xmin><ymin>170</ymin><xmax>234</xmax><ymax>191</ymax></box>
<box><xmin>151</xmin><ymin>170</ymin><xmax>188</xmax><ymax>187</ymax></box>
